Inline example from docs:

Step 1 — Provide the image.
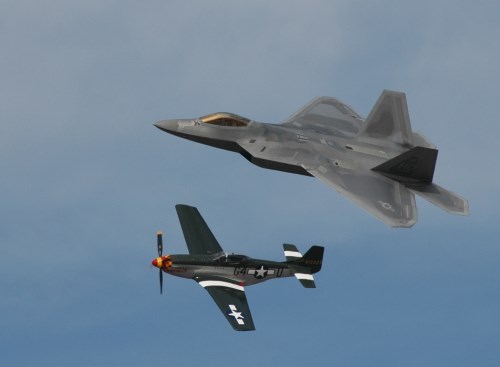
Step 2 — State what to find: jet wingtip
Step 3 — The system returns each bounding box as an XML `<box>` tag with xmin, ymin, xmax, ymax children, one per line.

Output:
<box><xmin>461</xmin><ymin>202</ymin><xmax>470</xmax><ymax>216</ymax></box>
<box><xmin>445</xmin><ymin>198</ymin><xmax>470</xmax><ymax>216</ymax></box>
<box><xmin>387</xmin><ymin>216</ymin><xmax>418</xmax><ymax>228</ymax></box>
<box><xmin>390</xmin><ymin>222</ymin><xmax>416</xmax><ymax>229</ymax></box>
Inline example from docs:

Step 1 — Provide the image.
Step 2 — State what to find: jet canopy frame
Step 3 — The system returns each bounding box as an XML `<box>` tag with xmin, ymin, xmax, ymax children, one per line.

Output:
<box><xmin>199</xmin><ymin>112</ymin><xmax>250</xmax><ymax>127</ymax></box>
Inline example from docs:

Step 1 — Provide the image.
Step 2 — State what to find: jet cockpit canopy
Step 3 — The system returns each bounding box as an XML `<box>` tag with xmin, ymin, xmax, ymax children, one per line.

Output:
<box><xmin>199</xmin><ymin>112</ymin><xmax>250</xmax><ymax>127</ymax></box>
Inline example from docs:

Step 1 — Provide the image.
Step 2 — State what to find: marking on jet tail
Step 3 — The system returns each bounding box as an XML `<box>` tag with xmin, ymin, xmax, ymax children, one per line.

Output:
<box><xmin>394</xmin><ymin>157</ymin><xmax>418</xmax><ymax>175</ymax></box>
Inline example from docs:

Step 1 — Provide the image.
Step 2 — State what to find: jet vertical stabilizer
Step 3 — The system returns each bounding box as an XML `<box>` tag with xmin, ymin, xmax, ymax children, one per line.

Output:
<box><xmin>358</xmin><ymin>90</ymin><xmax>413</xmax><ymax>147</ymax></box>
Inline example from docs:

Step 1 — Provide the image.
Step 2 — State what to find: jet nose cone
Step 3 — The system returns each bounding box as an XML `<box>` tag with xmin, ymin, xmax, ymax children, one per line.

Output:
<box><xmin>154</xmin><ymin>119</ymin><xmax>179</xmax><ymax>132</ymax></box>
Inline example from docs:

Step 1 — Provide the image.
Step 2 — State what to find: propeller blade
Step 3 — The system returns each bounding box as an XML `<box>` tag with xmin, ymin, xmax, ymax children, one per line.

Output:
<box><xmin>159</xmin><ymin>269</ymin><xmax>163</xmax><ymax>294</ymax></box>
<box><xmin>157</xmin><ymin>231</ymin><xmax>163</xmax><ymax>257</ymax></box>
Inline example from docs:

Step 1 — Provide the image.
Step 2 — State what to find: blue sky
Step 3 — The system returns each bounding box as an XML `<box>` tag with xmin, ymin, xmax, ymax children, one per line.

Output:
<box><xmin>1</xmin><ymin>1</ymin><xmax>499</xmax><ymax>366</ymax></box>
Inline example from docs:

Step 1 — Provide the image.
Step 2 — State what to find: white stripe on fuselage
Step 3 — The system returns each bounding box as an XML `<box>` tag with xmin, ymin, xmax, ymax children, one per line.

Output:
<box><xmin>284</xmin><ymin>251</ymin><xmax>302</xmax><ymax>258</ymax></box>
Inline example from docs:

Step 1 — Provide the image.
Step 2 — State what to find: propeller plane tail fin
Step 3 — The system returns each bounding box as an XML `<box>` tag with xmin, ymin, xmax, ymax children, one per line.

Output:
<box><xmin>283</xmin><ymin>244</ymin><xmax>324</xmax><ymax>288</ymax></box>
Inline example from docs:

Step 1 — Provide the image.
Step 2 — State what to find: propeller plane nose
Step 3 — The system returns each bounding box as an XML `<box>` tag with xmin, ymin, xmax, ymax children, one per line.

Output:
<box><xmin>152</xmin><ymin>257</ymin><xmax>162</xmax><ymax>268</ymax></box>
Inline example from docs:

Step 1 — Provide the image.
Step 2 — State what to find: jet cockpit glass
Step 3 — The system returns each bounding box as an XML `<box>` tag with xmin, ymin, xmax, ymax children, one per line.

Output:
<box><xmin>199</xmin><ymin>112</ymin><xmax>250</xmax><ymax>127</ymax></box>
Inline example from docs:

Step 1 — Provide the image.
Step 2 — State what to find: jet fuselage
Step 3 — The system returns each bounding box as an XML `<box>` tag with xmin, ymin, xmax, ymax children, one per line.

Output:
<box><xmin>155</xmin><ymin>117</ymin><xmax>398</xmax><ymax>177</ymax></box>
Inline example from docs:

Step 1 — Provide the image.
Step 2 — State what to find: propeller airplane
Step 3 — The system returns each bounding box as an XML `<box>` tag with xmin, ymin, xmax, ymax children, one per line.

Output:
<box><xmin>151</xmin><ymin>204</ymin><xmax>324</xmax><ymax>331</ymax></box>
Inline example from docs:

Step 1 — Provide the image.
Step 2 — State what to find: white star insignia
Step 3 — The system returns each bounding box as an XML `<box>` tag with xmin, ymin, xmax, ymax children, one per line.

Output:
<box><xmin>227</xmin><ymin>304</ymin><xmax>245</xmax><ymax>325</ymax></box>
<box><xmin>255</xmin><ymin>265</ymin><xmax>268</xmax><ymax>278</ymax></box>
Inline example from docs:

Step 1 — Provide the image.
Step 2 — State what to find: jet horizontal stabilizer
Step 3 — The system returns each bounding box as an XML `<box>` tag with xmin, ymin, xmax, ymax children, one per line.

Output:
<box><xmin>373</xmin><ymin>151</ymin><xmax>469</xmax><ymax>215</ymax></box>
<box><xmin>372</xmin><ymin>146</ymin><xmax>438</xmax><ymax>184</ymax></box>
<box><xmin>408</xmin><ymin>182</ymin><xmax>469</xmax><ymax>215</ymax></box>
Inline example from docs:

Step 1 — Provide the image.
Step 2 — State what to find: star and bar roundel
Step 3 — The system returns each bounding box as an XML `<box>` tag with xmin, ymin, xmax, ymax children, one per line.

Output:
<box><xmin>248</xmin><ymin>265</ymin><xmax>275</xmax><ymax>279</ymax></box>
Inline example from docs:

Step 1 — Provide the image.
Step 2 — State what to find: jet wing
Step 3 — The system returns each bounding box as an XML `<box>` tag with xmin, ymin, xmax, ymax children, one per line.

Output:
<box><xmin>281</xmin><ymin>96</ymin><xmax>363</xmax><ymax>135</ymax></box>
<box><xmin>175</xmin><ymin>204</ymin><xmax>223</xmax><ymax>255</ymax></box>
<box><xmin>195</xmin><ymin>276</ymin><xmax>255</xmax><ymax>331</ymax></box>
<box><xmin>302</xmin><ymin>163</ymin><xmax>417</xmax><ymax>228</ymax></box>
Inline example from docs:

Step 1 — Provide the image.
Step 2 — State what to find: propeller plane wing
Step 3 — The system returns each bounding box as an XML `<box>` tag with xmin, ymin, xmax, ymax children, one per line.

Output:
<box><xmin>195</xmin><ymin>276</ymin><xmax>255</xmax><ymax>331</ymax></box>
<box><xmin>175</xmin><ymin>205</ymin><xmax>223</xmax><ymax>255</ymax></box>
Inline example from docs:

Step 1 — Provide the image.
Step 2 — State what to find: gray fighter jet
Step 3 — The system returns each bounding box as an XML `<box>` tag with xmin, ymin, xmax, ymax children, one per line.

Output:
<box><xmin>155</xmin><ymin>90</ymin><xmax>468</xmax><ymax>227</ymax></box>
<box><xmin>152</xmin><ymin>204</ymin><xmax>324</xmax><ymax>331</ymax></box>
